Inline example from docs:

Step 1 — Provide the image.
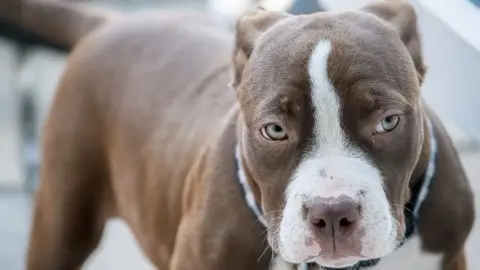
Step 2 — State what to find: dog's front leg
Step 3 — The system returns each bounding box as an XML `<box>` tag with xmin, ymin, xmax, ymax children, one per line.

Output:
<box><xmin>170</xmin><ymin>209</ymin><xmax>274</xmax><ymax>270</ymax></box>
<box><xmin>169</xmin><ymin>214</ymin><xmax>201</xmax><ymax>270</ymax></box>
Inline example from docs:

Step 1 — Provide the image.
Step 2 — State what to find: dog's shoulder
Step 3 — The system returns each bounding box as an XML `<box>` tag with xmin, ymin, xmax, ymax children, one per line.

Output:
<box><xmin>182</xmin><ymin>104</ymin><xmax>243</xmax><ymax>216</ymax></box>
<box><xmin>178</xmin><ymin>104</ymin><xmax>272</xmax><ymax>269</ymax></box>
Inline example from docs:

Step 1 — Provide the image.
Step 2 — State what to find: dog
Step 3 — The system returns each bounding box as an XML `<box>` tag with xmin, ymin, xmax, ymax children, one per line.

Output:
<box><xmin>12</xmin><ymin>0</ymin><xmax>475</xmax><ymax>269</ymax></box>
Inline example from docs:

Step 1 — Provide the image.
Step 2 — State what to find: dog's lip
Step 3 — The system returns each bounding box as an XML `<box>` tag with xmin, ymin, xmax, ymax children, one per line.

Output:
<box><xmin>303</xmin><ymin>254</ymin><xmax>367</xmax><ymax>268</ymax></box>
<box><xmin>306</xmin><ymin>258</ymin><xmax>359</xmax><ymax>269</ymax></box>
<box><xmin>306</xmin><ymin>249</ymin><xmax>367</xmax><ymax>261</ymax></box>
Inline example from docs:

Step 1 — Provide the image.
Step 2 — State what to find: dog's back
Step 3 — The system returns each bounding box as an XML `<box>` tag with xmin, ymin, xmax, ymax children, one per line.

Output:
<box><xmin>15</xmin><ymin>2</ymin><xmax>238</xmax><ymax>268</ymax></box>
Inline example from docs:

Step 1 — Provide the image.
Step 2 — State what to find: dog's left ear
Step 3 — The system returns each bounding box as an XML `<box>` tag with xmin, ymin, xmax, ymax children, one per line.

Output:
<box><xmin>230</xmin><ymin>7</ymin><xmax>291</xmax><ymax>89</ymax></box>
<box><xmin>362</xmin><ymin>1</ymin><xmax>427</xmax><ymax>84</ymax></box>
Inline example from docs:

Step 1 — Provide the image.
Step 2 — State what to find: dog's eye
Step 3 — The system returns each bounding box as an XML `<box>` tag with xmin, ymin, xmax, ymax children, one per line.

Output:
<box><xmin>375</xmin><ymin>115</ymin><xmax>400</xmax><ymax>133</ymax></box>
<box><xmin>261</xmin><ymin>124</ymin><xmax>287</xmax><ymax>140</ymax></box>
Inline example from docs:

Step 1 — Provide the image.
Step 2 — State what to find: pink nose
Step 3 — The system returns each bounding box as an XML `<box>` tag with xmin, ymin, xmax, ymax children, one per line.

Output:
<box><xmin>305</xmin><ymin>196</ymin><xmax>361</xmax><ymax>240</ymax></box>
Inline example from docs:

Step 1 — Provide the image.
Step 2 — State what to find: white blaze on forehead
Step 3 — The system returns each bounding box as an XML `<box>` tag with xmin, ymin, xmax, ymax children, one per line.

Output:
<box><xmin>278</xmin><ymin>39</ymin><xmax>397</xmax><ymax>266</ymax></box>
<box><xmin>308</xmin><ymin>40</ymin><xmax>354</xmax><ymax>158</ymax></box>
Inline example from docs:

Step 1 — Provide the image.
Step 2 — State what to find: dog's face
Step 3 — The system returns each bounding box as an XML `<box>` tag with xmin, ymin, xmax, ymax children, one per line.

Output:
<box><xmin>232</xmin><ymin>1</ymin><xmax>426</xmax><ymax>268</ymax></box>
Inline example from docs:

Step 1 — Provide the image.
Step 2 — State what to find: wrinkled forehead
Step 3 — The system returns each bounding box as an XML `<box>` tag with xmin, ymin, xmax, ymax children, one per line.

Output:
<box><xmin>241</xmin><ymin>11</ymin><xmax>420</xmax><ymax>108</ymax></box>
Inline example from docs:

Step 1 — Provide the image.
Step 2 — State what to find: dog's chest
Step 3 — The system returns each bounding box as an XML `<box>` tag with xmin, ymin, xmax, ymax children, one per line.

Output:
<box><xmin>368</xmin><ymin>236</ymin><xmax>443</xmax><ymax>270</ymax></box>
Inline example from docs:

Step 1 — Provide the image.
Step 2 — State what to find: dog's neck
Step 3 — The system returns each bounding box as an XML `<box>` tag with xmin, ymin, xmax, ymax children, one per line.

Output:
<box><xmin>235</xmin><ymin>114</ymin><xmax>263</xmax><ymax>205</ymax></box>
<box><xmin>235</xmin><ymin>115</ymin><xmax>265</xmax><ymax>224</ymax></box>
<box><xmin>410</xmin><ymin>112</ymin><xmax>434</xmax><ymax>191</ymax></box>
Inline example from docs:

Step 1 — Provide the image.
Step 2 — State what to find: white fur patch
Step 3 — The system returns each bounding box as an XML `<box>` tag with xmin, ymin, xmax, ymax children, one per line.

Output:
<box><xmin>272</xmin><ymin>256</ymin><xmax>296</xmax><ymax>270</ymax></box>
<box><xmin>278</xmin><ymin>40</ymin><xmax>397</xmax><ymax>267</ymax></box>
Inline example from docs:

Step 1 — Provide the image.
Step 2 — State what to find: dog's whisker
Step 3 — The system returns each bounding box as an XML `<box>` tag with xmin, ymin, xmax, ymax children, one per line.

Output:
<box><xmin>268</xmin><ymin>251</ymin><xmax>275</xmax><ymax>270</ymax></box>
<box><xmin>391</xmin><ymin>203</ymin><xmax>413</xmax><ymax>216</ymax></box>
<box><xmin>258</xmin><ymin>244</ymin><xmax>271</xmax><ymax>263</ymax></box>
<box><xmin>392</xmin><ymin>219</ymin><xmax>407</xmax><ymax>244</ymax></box>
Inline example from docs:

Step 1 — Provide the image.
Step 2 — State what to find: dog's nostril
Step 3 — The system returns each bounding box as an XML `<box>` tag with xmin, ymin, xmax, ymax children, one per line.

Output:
<box><xmin>318</xmin><ymin>219</ymin><xmax>327</xmax><ymax>228</ymax></box>
<box><xmin>339</xmin><ymin>217</ymin><xmax>351</xmax><ymax>228</ymax></box>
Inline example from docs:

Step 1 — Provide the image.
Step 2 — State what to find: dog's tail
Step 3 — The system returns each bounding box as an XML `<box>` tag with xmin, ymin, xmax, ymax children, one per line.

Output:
<box><xmin>0</xmin><ymin>0</ymin><xmax>118</xmax><ymax>50</ymax></box>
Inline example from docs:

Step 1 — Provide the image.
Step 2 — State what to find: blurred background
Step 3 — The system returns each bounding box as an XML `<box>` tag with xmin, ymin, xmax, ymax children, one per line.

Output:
<box><xmin>0</xmin><ymin>0</ymin><xmax>479</xmax><ymax>269</ymax></box>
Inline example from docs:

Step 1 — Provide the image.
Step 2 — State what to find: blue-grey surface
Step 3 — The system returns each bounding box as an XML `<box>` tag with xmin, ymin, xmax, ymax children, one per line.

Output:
<box><xmin>289</xmin><ymin>0</ymin><xmax>324</xmax><ymax>14</ymax></box>
<box><xmin>0</xmin><ymin>192</ymin><xmax>32</xmax><ymax>270</ymax></box>
<box><xmin>470</xmin><ymin>0</ymin><xmax>480</xmax><ymax>8</ymax></box>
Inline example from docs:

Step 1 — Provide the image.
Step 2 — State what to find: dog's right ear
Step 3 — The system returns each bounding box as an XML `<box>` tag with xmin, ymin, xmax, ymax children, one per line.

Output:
<box><xmin>230</xmin><ymin>7</ymin><xmax>291</xmax><ymax>89</ymax></box>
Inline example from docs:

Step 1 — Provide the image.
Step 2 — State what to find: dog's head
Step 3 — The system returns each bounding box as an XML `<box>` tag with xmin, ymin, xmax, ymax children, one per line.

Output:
<box><xmin>232</xmin><ymin>1</ymin><xmax>427</xmax><ymax>268</ymax></box>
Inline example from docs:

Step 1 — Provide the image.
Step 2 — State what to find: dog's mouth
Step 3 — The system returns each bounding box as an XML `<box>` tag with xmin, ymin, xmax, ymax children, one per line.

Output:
<box><xmin>273</xmin><ymin>220</ymin><xmax>398</xmax><ymax>265</ymax></box>
<box><xmin>283</xmin><ymin>245</ymin><xmax>381</xmax><ymax>269</ymax></box>
<box><xmin>264</xmin><ymin>202</ymin><xmax>405</xmax><ymax>270</ymax></box>
<box><xmin>303</xmin><ymin>254</ymin><xmax>380</xmax><ymax>269</ymax></box>
<box><xmin>266</xmin><ymin>204</ymin><xmax>399</xmax><ymax>269</ymax></box>
<box><xmin>265</xmin><ymin>201</ymin><xmax>401</xmax><ymax>270</ymax></box>
<box><xmin>270</xmin><ymin>219</ymin><xmax>399</xmax><ymax>269</ymax></box>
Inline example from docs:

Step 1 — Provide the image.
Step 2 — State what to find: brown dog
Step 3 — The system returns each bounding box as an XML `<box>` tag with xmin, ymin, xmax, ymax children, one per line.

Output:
<box><xmin>14</xmin><ymin>0</ymin><xmax>474</xmax><ymax>269</ymax></box>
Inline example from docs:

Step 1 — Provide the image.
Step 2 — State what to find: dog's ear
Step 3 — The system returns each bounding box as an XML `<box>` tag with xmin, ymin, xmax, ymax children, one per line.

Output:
<box><xmin>362</xmin><ymin>1</ymin><xmax>427</xmax><ymax>84</ymax></box>
<box><xmin>230</xmin><ymin>7</ymin><xmax>291</xmax><ymax>89</ymax></box>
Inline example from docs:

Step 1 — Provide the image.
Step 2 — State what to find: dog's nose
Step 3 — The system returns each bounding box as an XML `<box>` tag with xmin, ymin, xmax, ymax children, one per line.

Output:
<box><xmin>305</xmin><ymin>196</ymin><xmax>360</xmax><ymax>239</ymax></box>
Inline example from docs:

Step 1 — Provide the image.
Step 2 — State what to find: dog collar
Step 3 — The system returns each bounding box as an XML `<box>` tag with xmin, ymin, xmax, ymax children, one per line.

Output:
<box><xmin>234</xmin><ymin>144</ymin><xmax>269</xmax><ymax>227</ymax></box>
<box><xmin>234</xmin><ymin>118</ymin><xmax>437</xmax><ymax>270</ymax></box>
